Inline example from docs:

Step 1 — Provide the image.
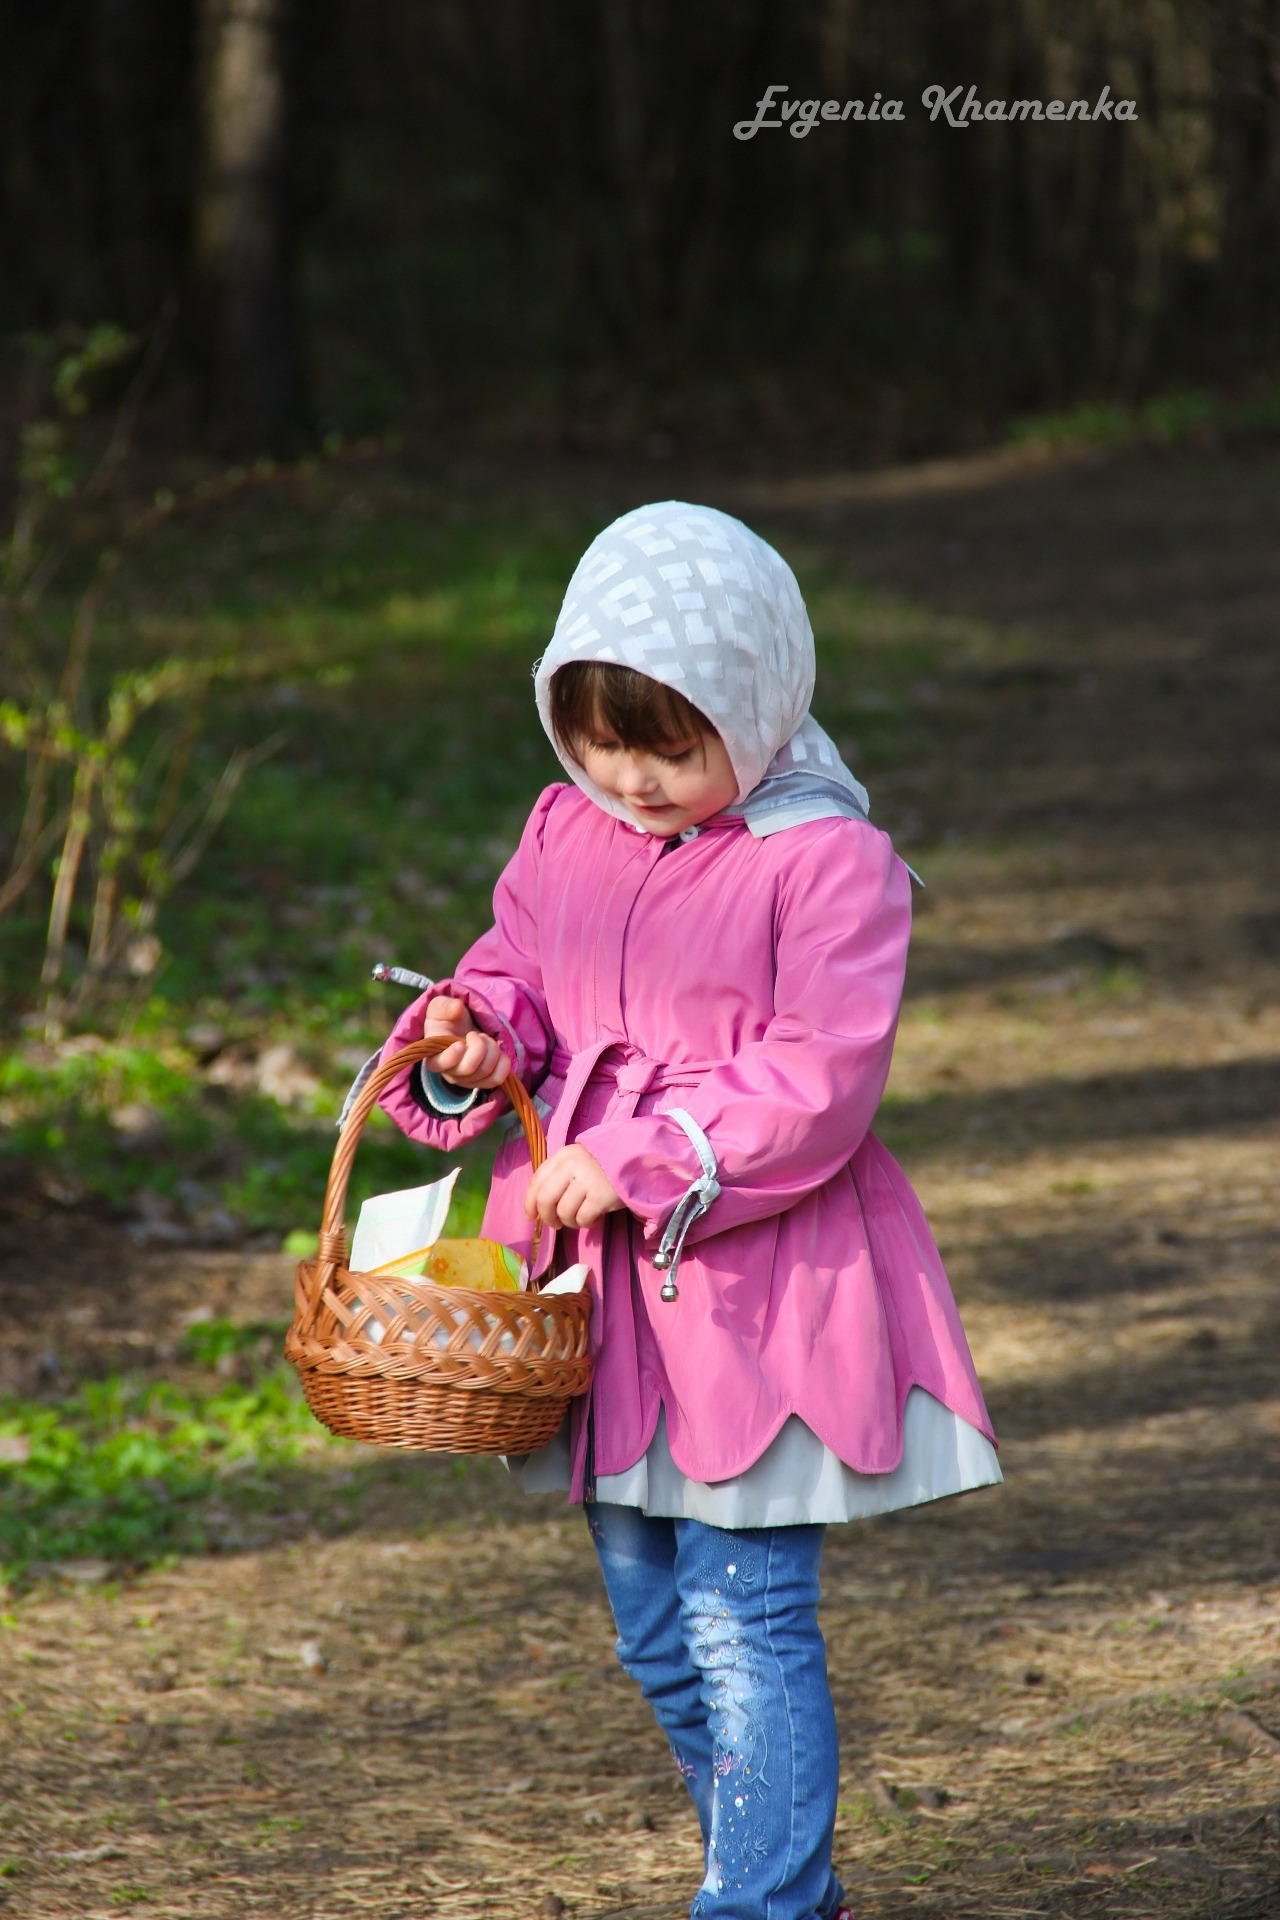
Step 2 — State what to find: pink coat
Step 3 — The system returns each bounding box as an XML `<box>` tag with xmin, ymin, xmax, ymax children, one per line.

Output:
<box><xmin>379</xmin><ymin>783</ymin><xmax>995</xmax><ymax>1500</ymax></box>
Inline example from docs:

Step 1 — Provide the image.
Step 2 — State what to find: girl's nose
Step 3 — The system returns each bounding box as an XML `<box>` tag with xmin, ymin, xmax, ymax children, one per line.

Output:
<box><xmin>616</xmin><ymin>753</ymin><xmax>659</xmax><ymax>795</ymax></box>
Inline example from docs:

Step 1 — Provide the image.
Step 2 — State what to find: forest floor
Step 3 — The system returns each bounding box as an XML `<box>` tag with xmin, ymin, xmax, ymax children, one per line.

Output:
<box><xmin>1</xmin><ymin>442</ymin><xmax>1278</xmax><ymax>1917</ymax></box>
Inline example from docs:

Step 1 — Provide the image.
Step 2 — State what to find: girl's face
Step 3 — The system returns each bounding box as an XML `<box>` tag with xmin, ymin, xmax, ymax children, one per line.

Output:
<box><xmin>578</xmin><ymin>725</ymin><xmax>738</xmax><ymax>836</ymax></box>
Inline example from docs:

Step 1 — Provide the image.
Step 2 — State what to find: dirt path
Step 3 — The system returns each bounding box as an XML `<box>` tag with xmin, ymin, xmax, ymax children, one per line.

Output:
<box><xmin>2</xmin><ymin>447</ymin><xmax>1279</xmax><ymax>1918</ymax></box>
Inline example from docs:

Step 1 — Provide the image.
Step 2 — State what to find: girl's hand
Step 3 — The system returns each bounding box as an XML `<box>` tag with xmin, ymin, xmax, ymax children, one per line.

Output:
<box><xmin>421</xmin><ymin>995</ymin><xmax>511</xmax><ymax>1089</ymax></box>
<box><xmin>524</xmin><ymin>1146</ymin><xmax>623</xmax><ymax>1229</ymax></box>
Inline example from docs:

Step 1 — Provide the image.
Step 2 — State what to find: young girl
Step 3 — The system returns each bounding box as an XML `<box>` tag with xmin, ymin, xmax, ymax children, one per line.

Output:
<box><xmin>375</xmin><ymin>502</ymin><xmax>1000</xmax><ymax>1920</ymax></box>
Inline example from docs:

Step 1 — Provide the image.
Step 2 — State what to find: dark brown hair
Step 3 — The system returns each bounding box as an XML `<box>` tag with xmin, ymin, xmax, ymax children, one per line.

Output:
<box><xmin>548</xmin><ymin>660</ymin><xmax>715</xmax><ymax>763</ymax></box>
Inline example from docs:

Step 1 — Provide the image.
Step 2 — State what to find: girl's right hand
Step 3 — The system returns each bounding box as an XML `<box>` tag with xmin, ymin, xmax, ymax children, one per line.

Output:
<box><xmin>421</xmin><ymin>995</ymin><xmax>511</xmax><ymax>1089</ymax></box>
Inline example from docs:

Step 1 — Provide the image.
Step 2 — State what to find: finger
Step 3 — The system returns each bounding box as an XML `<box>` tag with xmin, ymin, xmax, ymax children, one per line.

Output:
<box><xmin>523</xmin><ymin>1160</ymin><xmax>551</xmax><ymax>1216</ymax></box>
<box><xmin>479</xmin><ymin>1036</ymin><xmax>510</xmax><ymax>1085</ymax></box>
<box><xmin>442</xmin><ymin>1033</ymin><xmax>482</xmax><ymax>1081</ymax></box>
<box><xmin>475</xmin><ymin>1039</ymin><xmax>503</xmax><ymax>1082</ymax></box>
<box><xmin>554</xmin><ymin>1179</ymin><xmax>592</xmax><ymax>1228</ymax></box>
<box><xmin>573</xmin><ymin>1183</ymin><xmax>609</xmax><ymax>1228</ymax></box>
<box><xmin>555</xmin><ymin>1190</ymin><xmax>580</xmax><ymax>1228</ymax></box>
<box><xmin>426</xmin><ymin>995</ymin><xmax>467</xmax><ymax>1023</ymax></box>
<box><xmin>537</xmin><ymin>1181</ymin><xmax>567</xmax><ymax>1226</ymax></box>
<box><xmin>425</xmin><ymin>1002</ymin><xmax>472</xmax><ymax>1044</ymax></box>
<box><xmin>524</xmin><ymin>1166</ymin><xmax>557</xmax><ymax>1220</ymax></box>
<box><xmin>472</xmin><ymin>1033</ymin><xmax>499</xmax><ymax>1070</ymax></box>
<box><xmin>551</xmin><ymin>1175</ymin><xmax>578</xmax><ymax>1227</ymax></box>
<box><xmin>443</xmin><ymin>1052</ymin><xmax>495</xmax><ymax>1082</ymax></box>
<box><xmin>436</xmin><ymin>1034</ymin><xmax>494</xmax><ymax>1087</ymax></box>
<box><xmin>537</xmin><ymin>1169</ymin><xmax>577</xmax><ymax>1225</ymax></box>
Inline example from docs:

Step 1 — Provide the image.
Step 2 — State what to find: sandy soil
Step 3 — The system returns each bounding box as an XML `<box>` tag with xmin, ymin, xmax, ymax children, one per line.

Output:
<box><xmin>2</xmin><ymin>444</ymin><xmax>1278</xmax><ymax>1918</ymax></box>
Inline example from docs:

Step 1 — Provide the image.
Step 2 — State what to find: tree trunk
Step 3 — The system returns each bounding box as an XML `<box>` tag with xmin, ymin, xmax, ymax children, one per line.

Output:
<box><xmin>193</xmin><ymin>0</ymin><xmax>300</xmax><ymax>455</ymax></box>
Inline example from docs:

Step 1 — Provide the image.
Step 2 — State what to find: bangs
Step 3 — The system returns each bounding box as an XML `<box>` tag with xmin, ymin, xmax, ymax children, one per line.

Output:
<box><xmin>549</xmin><ymin>661</ymin><xmax>715</xmax><ymax>762</ymax></box>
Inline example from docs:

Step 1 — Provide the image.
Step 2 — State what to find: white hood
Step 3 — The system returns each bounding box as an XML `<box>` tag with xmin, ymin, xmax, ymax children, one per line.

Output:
<box><xmin>533</xmin><ymin>501</ymin><xmax>869</xmax><ymax>837</ymax></box>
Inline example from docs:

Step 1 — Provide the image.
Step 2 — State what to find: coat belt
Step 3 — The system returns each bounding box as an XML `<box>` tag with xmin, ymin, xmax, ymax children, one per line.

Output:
<box><xmin>529</xmin><ymin>1040</ymin><xmax>714</xmax><ymax>1278</ymax></box>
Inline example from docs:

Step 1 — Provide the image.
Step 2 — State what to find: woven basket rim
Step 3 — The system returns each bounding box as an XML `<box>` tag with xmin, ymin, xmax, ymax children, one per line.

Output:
<box><xmin>287</xmin><ymin>1259</ymin><xmax>592</xmax><ymax>1392</ymax></box>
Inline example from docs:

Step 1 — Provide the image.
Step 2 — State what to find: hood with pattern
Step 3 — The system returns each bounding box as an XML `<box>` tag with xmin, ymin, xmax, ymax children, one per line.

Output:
<box><xmin>533</xmin><ymin>501</ymin><xmax>869</xmax><ymax>837</ymax></box>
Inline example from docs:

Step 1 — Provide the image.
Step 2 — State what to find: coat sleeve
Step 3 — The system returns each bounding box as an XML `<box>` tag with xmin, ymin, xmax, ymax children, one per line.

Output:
<box><xmin>578</xmin><ymin>819</ymin><xmax>911</xmax><ymax>1246</ymax></box>
<box><xmin>375</xmin><ymin>784</ymin><xmax>562</xmax><ymax>1150</ymax></box>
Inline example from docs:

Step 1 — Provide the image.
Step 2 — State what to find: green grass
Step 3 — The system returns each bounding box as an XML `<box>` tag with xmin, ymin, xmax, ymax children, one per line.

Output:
<box><xmin>0</xmin><ymin>1326</ymin><xmax>326</xmax><ymax>1581</ymax></box>
<box><xmin>0</xmin><ymin>1319</ymin><xmax>535</xmax><ymax>1583</ymax></box>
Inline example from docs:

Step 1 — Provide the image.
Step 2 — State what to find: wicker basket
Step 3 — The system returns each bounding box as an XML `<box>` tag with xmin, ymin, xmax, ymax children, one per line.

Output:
<box><xmin>285</xmin><ymin>1037</ymin><xmax>592</xmax><ymax>1454</ymax></box>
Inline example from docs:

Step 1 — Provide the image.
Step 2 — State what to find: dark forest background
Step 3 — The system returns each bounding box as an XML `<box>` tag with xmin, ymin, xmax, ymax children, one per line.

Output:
<box><xmin>4</xmin><ymin>0</ymin><xmax>1280</xmax><ymax>463</ymax></box>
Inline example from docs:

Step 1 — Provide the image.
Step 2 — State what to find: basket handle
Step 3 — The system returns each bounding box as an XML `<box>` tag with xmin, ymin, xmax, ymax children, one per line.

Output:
<box><xmin>308</xmin><ymin>1038</ymin><xmax>547</xmax><ymax>1310</ymax></box>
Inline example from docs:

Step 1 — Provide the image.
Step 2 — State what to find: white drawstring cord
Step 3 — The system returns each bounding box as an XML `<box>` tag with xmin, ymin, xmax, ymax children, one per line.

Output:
<box><xmin>651</xmin><ymin>1108</ymin><xmax>720</xmax><ymax>1302</ymax></box>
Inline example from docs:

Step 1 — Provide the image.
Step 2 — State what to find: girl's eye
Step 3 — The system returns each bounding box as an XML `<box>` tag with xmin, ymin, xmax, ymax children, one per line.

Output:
<box><xmin>658</xmin><ymin>745</ymin><xmax>696</xmax><ymax>764</ymax></box>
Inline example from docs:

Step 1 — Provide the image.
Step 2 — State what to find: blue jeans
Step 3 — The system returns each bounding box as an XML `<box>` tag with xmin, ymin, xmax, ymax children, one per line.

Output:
<box><xmin>587</xmin><ymin>1503</ymin><xmax>845</xmax><ymax>1920</ymax></box>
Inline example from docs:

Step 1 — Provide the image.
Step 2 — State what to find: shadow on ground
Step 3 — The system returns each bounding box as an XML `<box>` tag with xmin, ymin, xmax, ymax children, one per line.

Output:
<box><xmin>878</xmin><ymin>1056</ymin><xmax>1280</xmax><ymax>1155</ymax></box>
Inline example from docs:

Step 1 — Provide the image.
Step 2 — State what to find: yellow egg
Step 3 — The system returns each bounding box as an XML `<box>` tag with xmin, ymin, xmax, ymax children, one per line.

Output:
<box><xmin>420</xmin><ymin>1238</ymin><xmax>524</xmax><ymax>1290</ymax></box>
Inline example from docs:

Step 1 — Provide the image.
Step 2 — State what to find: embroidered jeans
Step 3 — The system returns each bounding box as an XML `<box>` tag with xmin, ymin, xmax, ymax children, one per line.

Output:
<box><xmin>587</xmin><ymin>1503</ymin><xmax>845</xmax><ymax>1920</ymax></box>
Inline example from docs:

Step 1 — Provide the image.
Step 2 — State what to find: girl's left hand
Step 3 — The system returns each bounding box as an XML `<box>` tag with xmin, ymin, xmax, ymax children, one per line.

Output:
<box><xmin>524</xmin><ymin>1146</ymin><xmax>623</xmax><ymax>1229</ymax></box>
